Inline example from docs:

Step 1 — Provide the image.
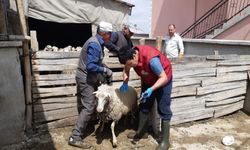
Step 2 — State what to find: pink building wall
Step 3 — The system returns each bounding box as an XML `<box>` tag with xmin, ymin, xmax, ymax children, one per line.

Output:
<box><xmin>151</xmin><ymin>0</ymin><xmax>221</xmax><ymax>37</ymax></box>
<box><xmin>215</xmin><ymin>16</ymin><xmax>250</xmax><ymax>40</ymax></box>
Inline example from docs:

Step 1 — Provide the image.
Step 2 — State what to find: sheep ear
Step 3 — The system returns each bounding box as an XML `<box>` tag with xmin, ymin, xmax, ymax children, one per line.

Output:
<box><xmin>93</xmin><ymin>91</ymin><xmax>98</xmax><ymax>95</ymax></box>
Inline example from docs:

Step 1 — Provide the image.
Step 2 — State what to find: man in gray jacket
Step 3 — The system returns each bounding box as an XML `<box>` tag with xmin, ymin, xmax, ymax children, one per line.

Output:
<box><xmin>105</xmin><ymin>24</ymin><xmax>139</xmax><ymax>52</ymax></box>
<box><xmin>68</xmin><ymin>21</ymin><xmax>113</xmax><ymax>149</ymax></box>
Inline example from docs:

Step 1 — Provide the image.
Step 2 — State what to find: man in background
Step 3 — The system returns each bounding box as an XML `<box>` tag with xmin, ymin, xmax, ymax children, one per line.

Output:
<box><xmin>163</xmin><ymin>24</ymin><xmax>184</xmax><ymax>59</ymax></box>
<box><xmin>105</xmin><ymin>23</ymin><xmax>139</xmax><ymax>53</ymax></box>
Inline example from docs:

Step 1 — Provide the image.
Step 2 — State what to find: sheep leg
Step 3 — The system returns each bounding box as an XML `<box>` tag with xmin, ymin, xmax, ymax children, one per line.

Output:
<box><xmin>111</xmin><ymin>121</ymin><xmax>117</xmax><ymax>147</ymax></box>
<box><xmin>99</xmin><ymin>121</ymin><xmax>105</xmax><ymax>132</ymax></box>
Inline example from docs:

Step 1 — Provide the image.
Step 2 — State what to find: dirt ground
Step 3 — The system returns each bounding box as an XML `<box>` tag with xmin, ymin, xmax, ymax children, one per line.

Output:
<box><xmin>2</xmin><ymin>111</ymin><xmax>250</xmax><ymax>150</ymax></box>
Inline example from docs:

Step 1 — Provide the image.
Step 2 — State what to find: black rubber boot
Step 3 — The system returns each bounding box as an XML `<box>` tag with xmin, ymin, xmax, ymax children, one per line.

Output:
<box><xmin>156</xmin><ymin>120</ymin><xmax>170</xmax><ymax>150</ymax></box>
<box><xmin>127</xmin><ymin>111</ymin><xmax>149</xmax><ymax>141</ymax></box>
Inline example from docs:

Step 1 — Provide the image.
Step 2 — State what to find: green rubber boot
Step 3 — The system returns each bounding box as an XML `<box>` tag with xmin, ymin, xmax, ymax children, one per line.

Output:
<box><xmin>127</xmin><ymin>111</ymin><xmax>149</xmax><ymax>141</ymax></box>
<box><xmin>156</xmin><ymin>120</ymin><xmax>170</xmax><ymax>150</ymax></box>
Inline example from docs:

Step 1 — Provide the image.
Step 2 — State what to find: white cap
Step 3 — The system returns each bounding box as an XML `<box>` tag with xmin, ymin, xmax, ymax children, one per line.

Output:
<box><xmin>98</xmin><ymin>21</ymin><xmax>113</xmax><ymax>32</ymax></box>
<box><xmin>123</xmin><ymin>23</ymin><xmax>142</xmax><ymax>34</ymax></box>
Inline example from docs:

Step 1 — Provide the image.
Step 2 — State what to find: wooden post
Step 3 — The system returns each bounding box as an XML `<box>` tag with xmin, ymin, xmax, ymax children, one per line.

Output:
<box><xmin>15</xmin><ymin>0</ymin><xmax>33</xmax><ymax>134</ymax></box>
<box><xmin>156</xmin><ymin>36</ymin><xmax>163</xmax><ymax>51</ymax></box>
<box><xmin>30</xmin><ymin>30</ymin><xmax>39</xmax><ymax>51</ymax></box>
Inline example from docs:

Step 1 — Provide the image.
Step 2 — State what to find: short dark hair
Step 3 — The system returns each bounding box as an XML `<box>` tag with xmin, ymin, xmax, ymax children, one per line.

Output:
<box><xmin>118</xmin><ymin>46</ymin><xmax>137</xmax><ymax>64</ymax></box>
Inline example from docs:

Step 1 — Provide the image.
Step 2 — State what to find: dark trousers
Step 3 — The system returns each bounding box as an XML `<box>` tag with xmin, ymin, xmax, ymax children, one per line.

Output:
<box><xmin>71</xmin><ymin>77</ymin><xmax>98</xmax><ymax>140</ymax></box>
<box><xmin>140</xmin><ymin>78</ymin><xmax>172</xmax><ymax>121</ymax></box>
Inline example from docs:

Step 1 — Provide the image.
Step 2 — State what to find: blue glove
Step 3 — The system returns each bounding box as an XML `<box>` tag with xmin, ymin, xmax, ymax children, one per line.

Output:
<box><xmin>140</xmin><ymin>87</ymin><xmax>153</xmax><ymax>103</ymax></box>
<box><xmin>120</xmin><ymin>83</ymin><xmax>128</xmax><ymax>92</ymax></box>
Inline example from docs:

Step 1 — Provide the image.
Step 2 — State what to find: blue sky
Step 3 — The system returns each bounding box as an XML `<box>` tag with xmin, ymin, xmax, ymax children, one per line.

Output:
<box><xmin>127</xmin><ymin>0</ymin><xmax>151</xmax><ymax>34</ymax></box>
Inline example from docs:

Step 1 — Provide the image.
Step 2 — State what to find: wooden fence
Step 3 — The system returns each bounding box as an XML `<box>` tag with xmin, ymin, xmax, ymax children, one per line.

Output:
<box><xmin>31</xmin><ymin>50</ymin><xmax>250</xmax><ymax>130</ymax></box>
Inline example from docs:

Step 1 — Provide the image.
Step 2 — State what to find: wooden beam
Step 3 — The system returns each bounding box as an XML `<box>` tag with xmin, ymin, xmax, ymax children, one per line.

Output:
<box><xmin>16</xmin><ymin>0</ymin><xmax>33</xmax><ymax>132</ymax></box>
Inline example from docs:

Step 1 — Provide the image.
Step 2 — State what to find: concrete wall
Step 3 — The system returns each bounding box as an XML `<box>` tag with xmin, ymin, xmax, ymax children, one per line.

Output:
<box><xmin>151</xmin><ymin>0</ymin><xmax>220</xmax><ymax>36</ymax></box>
<box><xmin>183</xmin><ymin>38</ymin><xmax>250</xmax><ymax>55</ymax></box>
<box><xmin>0</xmin><ymin>41</ymin><xmax>25</xmax><ymax>146</ymax></box>
<box><xmin>132</xmin><ymin>38</ymin><xmax>250</xmax><ymax>55</ymax></box>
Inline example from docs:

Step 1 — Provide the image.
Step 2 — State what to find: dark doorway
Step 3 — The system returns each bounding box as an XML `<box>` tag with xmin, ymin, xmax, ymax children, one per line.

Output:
<box><xmin>28</xmin><ymin>17</ymin><xmax>92</xmax><ymax>50</ymax></box>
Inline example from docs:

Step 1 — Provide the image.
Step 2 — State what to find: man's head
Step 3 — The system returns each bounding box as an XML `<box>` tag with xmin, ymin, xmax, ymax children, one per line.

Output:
<box><xmin>168</xmin><ymin>24</ymin><xmax>176</xmax><ymax>37</ymax></box>
<box><xmin>122</xmin><ymin>23</ymin><xmax>140</xmax><ymax>38</ymax></box>
<box><xmin>97</xmin><ymin>21</ymin><xmax>113</xmax><ymax>42</ymax></box>
<box><xmin>118</xmin><ymin>46</ymin><xmax>139</xmax><ymax>67</ymax></box>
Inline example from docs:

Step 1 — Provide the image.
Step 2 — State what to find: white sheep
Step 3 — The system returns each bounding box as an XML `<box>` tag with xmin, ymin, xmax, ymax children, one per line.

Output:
<box><xmin>93</xmin><ymin>84</ymin><xmax>138</xmax><ymax>147</ymax></box>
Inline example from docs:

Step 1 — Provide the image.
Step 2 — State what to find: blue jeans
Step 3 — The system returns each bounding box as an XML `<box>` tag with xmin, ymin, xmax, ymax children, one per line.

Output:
<box><xmin>140</xmin><ymin>78</ymin><xmax>172</xmax><ymax>121</ymax></box>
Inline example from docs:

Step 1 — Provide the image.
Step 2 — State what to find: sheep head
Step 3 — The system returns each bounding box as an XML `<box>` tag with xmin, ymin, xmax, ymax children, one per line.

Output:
<box><xmin>93</xmin><ymin>91</ymin><xmax>111</xmax><ymax>113</ymax></box>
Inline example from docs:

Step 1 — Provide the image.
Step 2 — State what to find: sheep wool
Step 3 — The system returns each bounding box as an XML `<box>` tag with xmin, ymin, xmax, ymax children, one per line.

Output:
<box><xmin>94</xmin><ymin>84</ymin><xmax>138</xmax><ymax>146</ymax></box>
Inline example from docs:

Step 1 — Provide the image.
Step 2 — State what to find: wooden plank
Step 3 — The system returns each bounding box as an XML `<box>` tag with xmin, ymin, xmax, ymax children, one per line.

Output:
<box><xmin>32</xmin><ymin>79</ymin><xmax>76</xmax><ymax>86</ymax></box>
<box><xmin>173</xmin><ymin>78</ymin><xmax>201</xmax><ymax>87</ymax></box>
<box><xmin>34</xmin><ymin>96</ymin><xmax>77</xmax><ymax>104</ymax></box>
<box><xmin>171</xmin><ymin>109</ymin><xmax>214</xmax><ymax>125</ymax></box>
<box><xmin>33</xmin><ymin>74</ymin><xmax>75</xmax><ymax>81</ymax></box>
<box><xmin>173</xmin><ymin>61</ymin><xmax>217</xmax><ymax>71</ymax></box>
<box><xmin>34</xmin><ymin>107</ymin><xmax>78</xmax><ymax>123</ymax></box>
<box><xmin>32</xmin><ymin>87</ymin><xmax>76</xmax><ymax>98</ymax></box>
<box><xmin>217</xmin><ymin>65</ymin><xmax>250</xmax><ymax>74</ymax></box>
<box><xmin>37</xmin><ymin>116</ymin><xmax>78</xmax><ymax>130</ymax></box>
<box><xmin>34</xmin><ymin>103</ymin><xmax>77</xmax><ymax>112</ymax></box>
<box><xmin>206</xmin><ymin>54</ymin><xmax>237</xmax><ymax>60</ymax></box>
<box><xmin>213</xmin><ymin>101</ymin><xmax>244</xmax><ymax>118</ymax></box>
<box><xmin>173</xmin><ymin>68</ymin><xmax>216</xmax><ymax>79</ymax></box>
<box><xmin>171</xmin><ymin>85</ymin><xmax>199</xmax><ymax>98</ymax></box>
<box><xmin>30</xmin><ymin>30</ymin><xmax>39</xmax><ymax>51</ymax></box>
<box><xmin>201</xmin><ymin>72</ymin><xmax>247</xmax><ymax>86</ymax></box>
<box><xmin>32</xmin><ymin>64</ymin><xmax>77</xmax><ymax>71</ymax></box>
<box><xmin>32</xmin><ymin>58</ymin><xmax>78</xmax><ymax>65</ymax></box>
<box><xmin>217</xmin><ymin>60</ymin><xmax>250</xmax><ymax>66</ymax></box>
<box><xmin>197</xmin><ymin>81</ymin><xmax>247</xmax><ymax>95</ymax></box>
<box><xmin>206</xmin><ymin>96</ymin><xmax>245</xmax><ymax>107</ymax></box>
<box><xmin>33</xmin><ymin>51</ymin><xmax>80</xmax><ymax>59</ymax></box>
<box><xmin>171</xmin><ymin>99</ymin><xmax>205</xmax><ymax>114</ymax></box>
<box><xmin>202</xmin><ymin>86</ymin><xmax>247</xmax><ymax>102</ymax></box>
